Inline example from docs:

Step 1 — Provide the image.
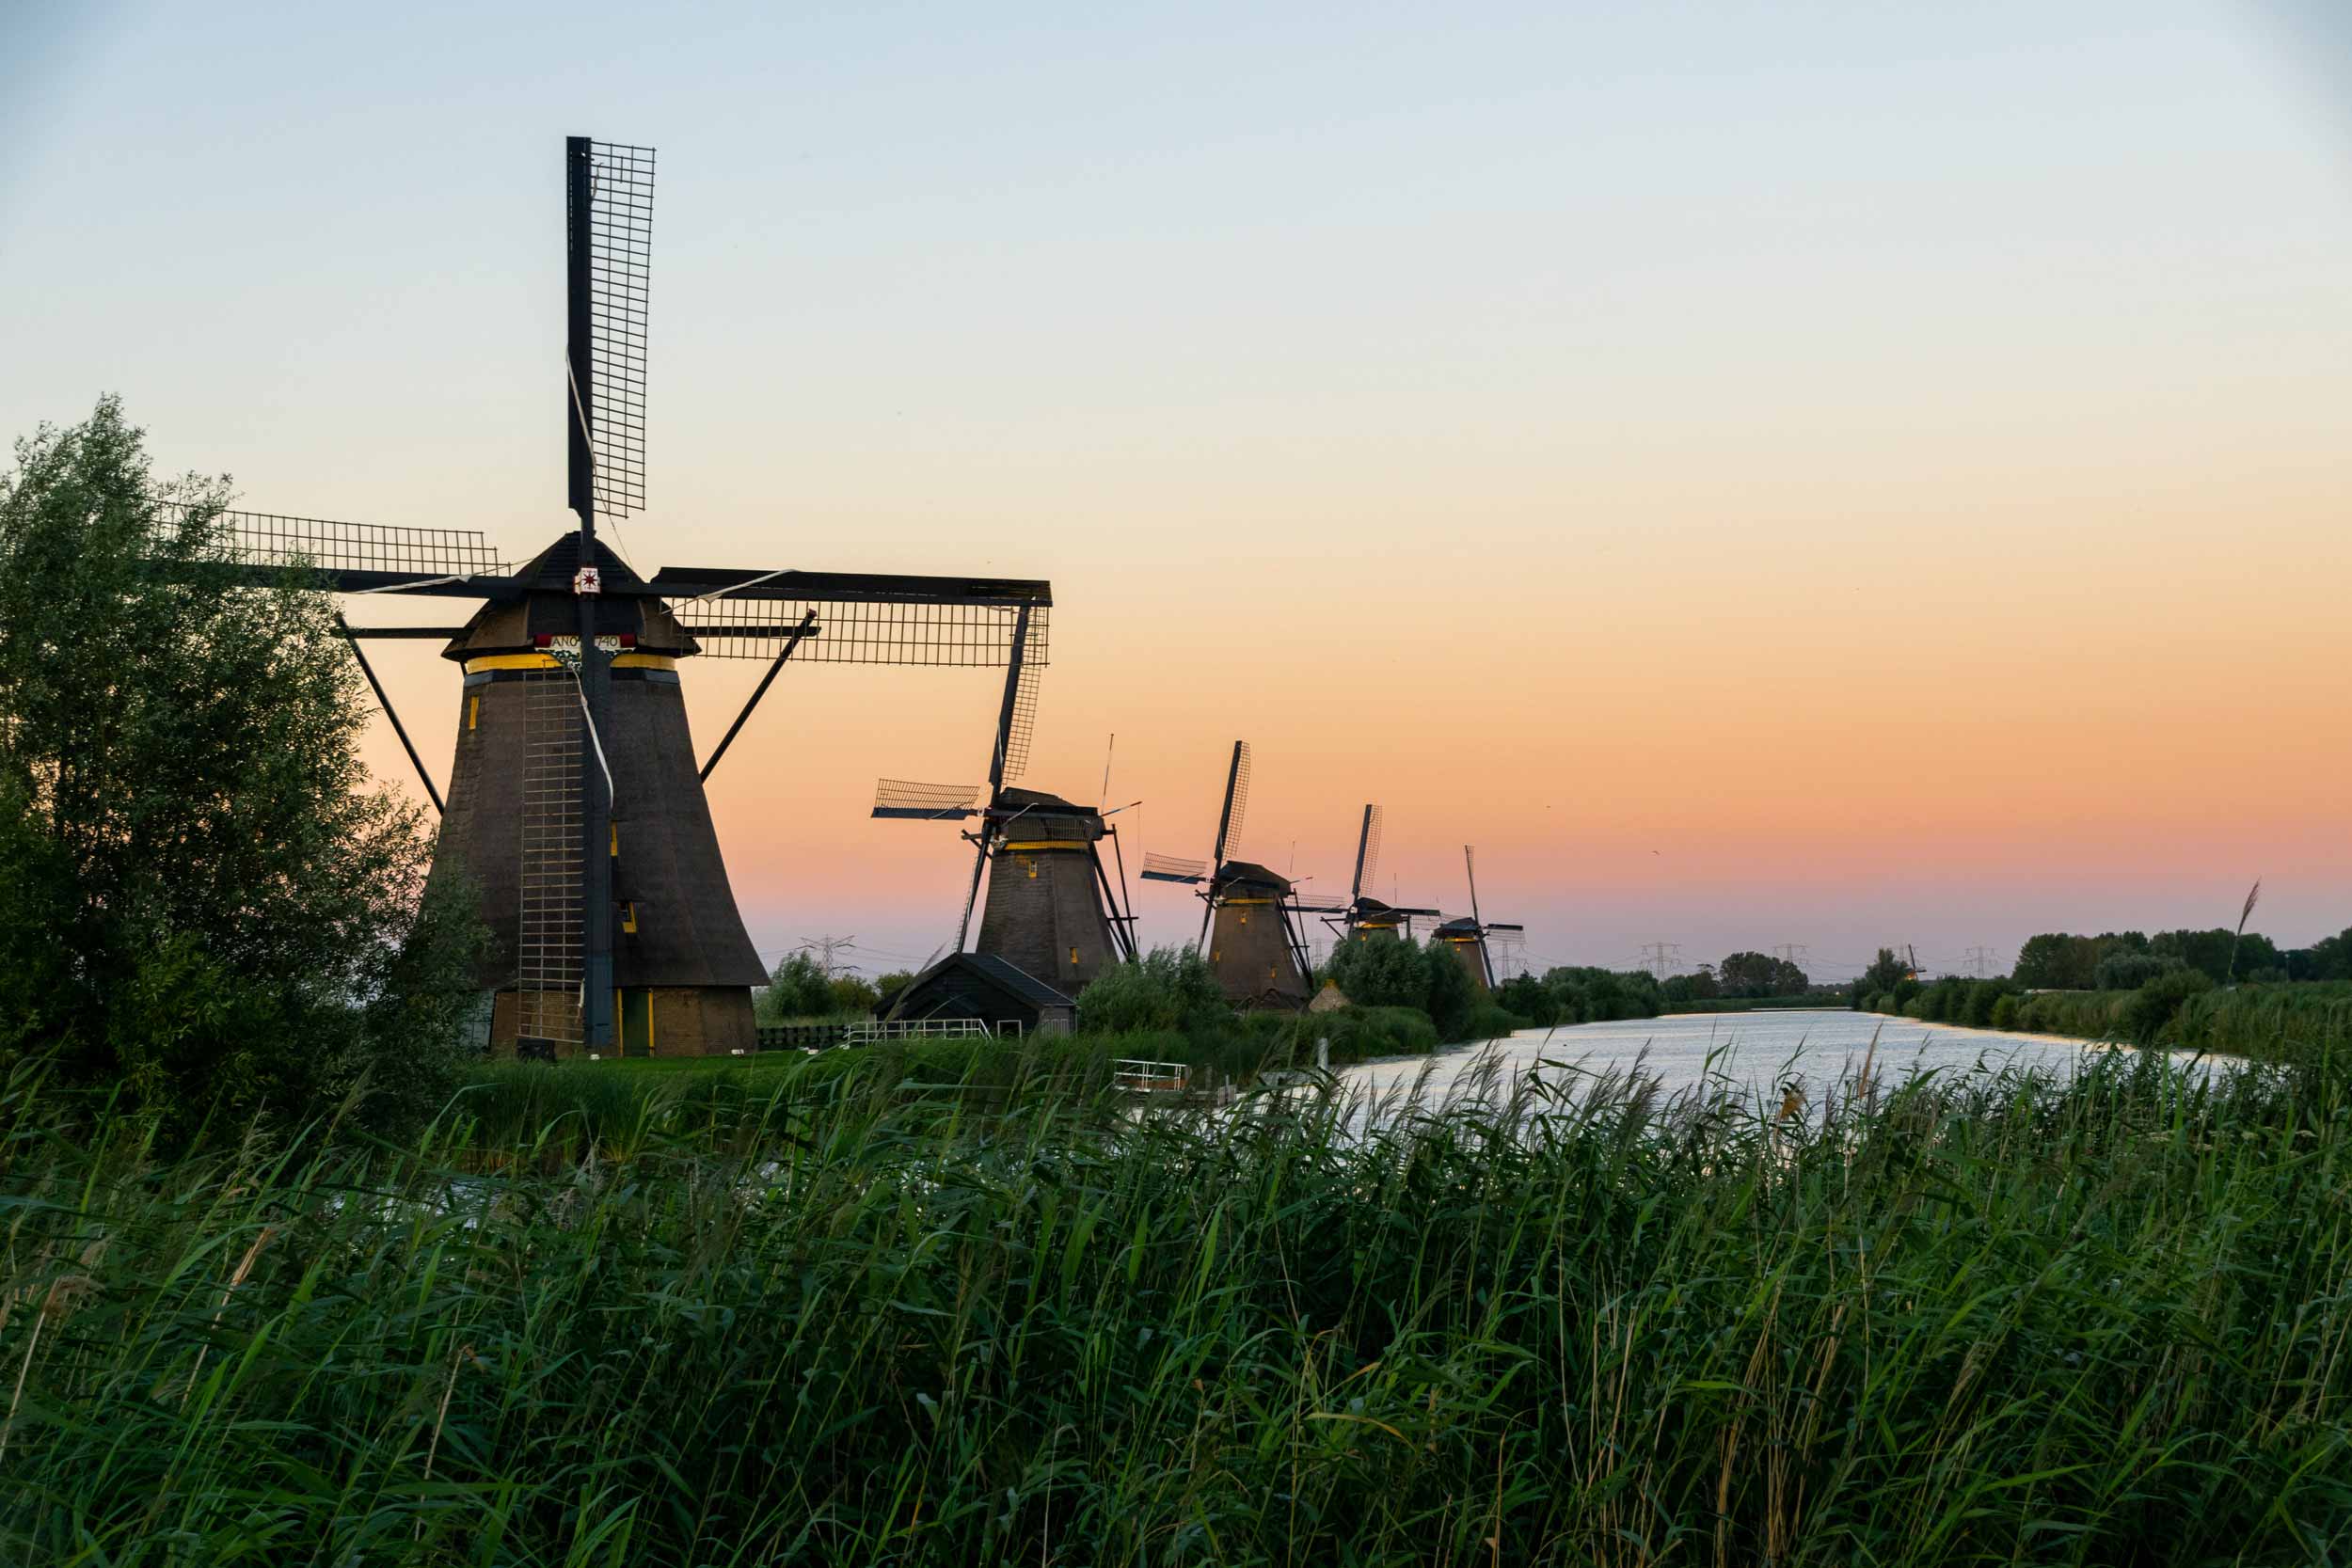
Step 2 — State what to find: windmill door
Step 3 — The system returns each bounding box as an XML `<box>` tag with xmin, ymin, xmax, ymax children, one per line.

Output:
<box><xmin>618</xmin><ymin>989</ymin><xmax>653</xmax><ymax>1055</ymax></box>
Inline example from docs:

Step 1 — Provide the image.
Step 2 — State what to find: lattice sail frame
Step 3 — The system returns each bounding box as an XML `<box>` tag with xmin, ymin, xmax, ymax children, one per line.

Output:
<box><xmin>874</xmin><ymin>779</ymin><xmax>983</xmax><ymax>819</ymax></box>
<box><xmin>153</xmin><ymin>503</ymin><xmax>509</xmax><ymax>579</ymax></box>
<box><xmin>1140</xmin><ymin>852</ymin><xmax>1209</xmax><ymax>883</ymax></box>
<box><xmin>997</xmin><ymin>612</ymin><xmax>1047</xmax><ymax>785</ymax></box>
<box><xmin>1358</xmin><ymin>804</ymin><xmax>1384</xmax><ymax>899</ymax></box>
<box><xmin>1216</xmin><ymin>740</ymin><xmax>1252</xmax><ymax>864</ymax></box>
<box><xmin>580</xmin><ymin>139</ymin><xmax>654</xmax><ymax>519</ymax></box>
<box><xmin>672</xmin><ymin>593</ymin><xmax>1049</xmax><ymax>667</ymax></box>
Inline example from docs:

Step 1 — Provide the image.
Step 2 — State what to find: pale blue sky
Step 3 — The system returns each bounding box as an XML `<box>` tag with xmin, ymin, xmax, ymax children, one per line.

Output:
<box><xmin>7</xmin><ymin>2</ymin><xmax>2350</xmax><ymax>979</ymax></box>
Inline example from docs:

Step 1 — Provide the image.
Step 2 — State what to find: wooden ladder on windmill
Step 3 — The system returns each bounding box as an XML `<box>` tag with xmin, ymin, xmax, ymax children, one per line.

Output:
<box><xmin>516</xmin><ymin>670</ymin><xmax>586</xmax><ymax>1053</ymax></box>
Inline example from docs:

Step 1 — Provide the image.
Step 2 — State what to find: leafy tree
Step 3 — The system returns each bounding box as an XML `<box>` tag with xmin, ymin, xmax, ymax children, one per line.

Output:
<box><xmin>1074</xmin><ymin>946</ymin><xmax>1232</xmax><ymax>1035</ymax></box>
<box><xmin>1325</xmin><ymin>936</ymin><xmax>1430</xmax><ymax>1012</ymax></box>
<box><xmin>874</xmin><ymin>970</ymin><xmax>917</xmax><ymax>1006</ymax></box>
<box><xmin>755</xmin><ymin>953</ymin><xmax>834</xmax><ymax>1022</ymax></box>
<box><xmin>2295</xmin><ymin>930</ymin><xmax>2352</xmax><ymax>982</ymax></box>
<box><xmin>2015</xmin><ymin>932</ymin><xmax>2149</xmax><ymax>990</ymax></box>
<box><xmin>1494</xmin><ymin>974</ymin><xmax>1559</xmax><ymax>1025</ymax></box>
<box><xmin>2093</xmin><ymin>951</ymin><xmax>2177</xmax><ymax>991</ymax></box>
<box><xmin>1859</xmin><ymin>948</ymin><xmax>1911</xmax><ymax>995</ymax></box>
<box><xmin>1420</xmin><ymin>939</ymin><xmax>1477</xmax><ymax>1041</ymax></box>
<box><xmin>1660</xmin><ymin>968</ymin><xmax>1720</xmax><ymax>1005</ymax></box>
<box><xmin>2151</xmin><ymin>927</ymin><xmax>2280</xmax><ymax>985</ymax></box>
<box><xmin>828</xmin><ymin>975</ymin><xmax>882</xmax><ymax>1016</ymax></box>
<box><xmin>1717</xmin><ymin>952</ymin><xmax>1808</xmax><ymax>998</ymax></box>
<box><xmin>0</xmin><ymin>398</ymin><xmax>485</xmax><ymax>1139</ymax></box>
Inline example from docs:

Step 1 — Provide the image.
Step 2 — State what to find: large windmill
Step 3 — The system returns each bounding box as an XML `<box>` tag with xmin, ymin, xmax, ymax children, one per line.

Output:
<box><xmin>868</xmin><ymin>617</ymin><xmax>1138</xmax><ymax>994</ymax></box>
<box><xmin>1326</xmin><ymin>804</ymin><xmax>1440</xmax><ymax>946</ymax></box>
<box><xmin>1140</xmin><ymin>741</ymin><xmax>1316</xmax><ymax>1009</ymax></box>
<box><xmin>146</xmin><ymin>137</ymin><xmax>1051</xmax><ymax>1057</ymax></box>
<box><xmin>1431</xmin><ymin>846</ymin><xmax>1525</xmax><ymax>992</ymax></box>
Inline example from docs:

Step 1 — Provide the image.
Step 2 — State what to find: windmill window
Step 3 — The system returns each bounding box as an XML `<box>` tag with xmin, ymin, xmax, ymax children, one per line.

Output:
<box><xmin>467</xmin><ymin>695</ymin><xmax>480</xmax><ymax>732</ymax></box>
<box><xmin>1238</xmin><ymin>911</ymin><xmax>1248</xmax><ymax>925</ymax></box>
<box><xmin>1069</xmin><ymin>946</ymin><xmax>1078</xmax><ymax>968</ymax></box>
<box><xmin>621</xmin><ymin>901</ymin><xmax>639</xmax><ymax>934</ymax></box>
<box><xmin>610</xmin><ymin>823</ymin><xmax>619</xmax><ymax>857</ymax></box>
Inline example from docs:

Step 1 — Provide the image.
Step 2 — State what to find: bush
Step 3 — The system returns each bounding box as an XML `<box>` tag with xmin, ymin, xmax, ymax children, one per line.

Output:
<box><xmin>2122</xmin><ymin>966</ymin><xmax>2216</xmax><ymax>1043</ymax></box>
<box><xmin>1990</xmin><ymin>993</ymin><xmax>2021</xmax><ymax>1031</ymax></box>
<box><xmin>1959</xmin><ymin>980</ymin><xmax>2010</xmax><ymax>1028</ymax></box>
<box><xmin>1463</xmin><ymin>1003</ymin><xmax>1529</xmax><ymax>1042</ymax></box>
<box><xmin>1075</xmin><ymin>946</ymin><xmax>1234</xmax><ymax>1036</ymax></box>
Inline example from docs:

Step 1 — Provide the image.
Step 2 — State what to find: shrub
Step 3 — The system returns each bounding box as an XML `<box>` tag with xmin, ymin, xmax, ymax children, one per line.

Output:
<box><xmin>1990</xmin><ymin>993</ymin><xmax>2021</xmax><ymax>1031</ymax></box>
<box><xmin>2123</xmin><ymin>966</ymin><xmax>2216</xmax><ymax>1043</ymax></box>
<box><xmin>1075</xmin><ymin>946</ymin><xmax>1234</xmax><ymax>1036</ymax></box>
<box><xmin>1463</xmin><ymin>1003</ymin><xmax>1529</xmax><ymax>1042</ymax></box>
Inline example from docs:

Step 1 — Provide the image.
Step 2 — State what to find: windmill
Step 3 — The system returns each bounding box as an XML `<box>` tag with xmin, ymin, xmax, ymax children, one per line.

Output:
<box><xmin>1432</xmin><ymin>846</ymin><xmax>1524</xmax><ymax>992</ymax></box>
<box><xmin>868</xmin><ymin>615</ymin><xmax>1138</xmax><ymax>994</ymax></box>
<box><xmin>1325</xmin><ymin>804</ymin><xmax>1440</xmax><ymax>945</ymax></box>
<box><xmin>1140</xmin><ymin>741</ymin><xmax>1317</xmax><ymax>1009</ymax></box>
<box><xmin>138</xmin><ymin>137</ymin><xmax>1051</xmax><ymax>1057</ymax></box>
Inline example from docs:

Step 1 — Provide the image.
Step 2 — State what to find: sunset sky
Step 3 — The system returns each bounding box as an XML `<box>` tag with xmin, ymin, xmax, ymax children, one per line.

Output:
<box><xmin>8</xmin><ymin>1</ymin><xmax>2350</xmax><ymax>983</ymax></box>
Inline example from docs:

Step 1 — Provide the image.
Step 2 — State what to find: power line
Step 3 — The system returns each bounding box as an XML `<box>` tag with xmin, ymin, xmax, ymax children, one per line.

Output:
<box><xmin>795</xmin><ymin>934</ymin><xmax>860</xmax><ymax>979</ymax></box>
<box><xmin>1639</xmin><ymin>942</ymin><xmax>1680</xmax><ymax>981</ymax></box>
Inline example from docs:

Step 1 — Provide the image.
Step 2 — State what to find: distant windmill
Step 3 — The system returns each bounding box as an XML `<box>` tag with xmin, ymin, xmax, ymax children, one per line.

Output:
<box><xmin>869</xmin><ymin>608</ymin><xmax>1138</xmax><ymax>993</ymax></box>
<box><xmin>126</xmin><ymin>137</ymin><xmax>1051</xmax><ymax>1057</ymax></box>
<box><xmin>1431</xmin><ymin>846</ymin><xmax>1524</xmax><ymax>991</ymax></box>
<box><xmin>1325</xmin><ymin>804</ymin><xmax>1440</xmax><ymax>944</ymax></box>
<box><xmin>1140</xmin><ymin>741</ymin><xmax>1316</xmax><ymax>1009</ymax></box>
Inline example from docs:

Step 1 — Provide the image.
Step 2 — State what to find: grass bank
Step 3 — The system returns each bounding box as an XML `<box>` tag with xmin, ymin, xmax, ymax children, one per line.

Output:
<box><xmin>455</xmin><ymin>1005</ymin><xmax>1462</xmax><ymax>1160</ymax></box>
<box><xmin>4</xmin><ymin>1036</ymin><xmax>2348</xmax><ymax>1563</ymax></box>
<box><xmin>1863</xmin><ymin>980</ymin><xmax>2352</xmax><ymax>1068</ymax></box>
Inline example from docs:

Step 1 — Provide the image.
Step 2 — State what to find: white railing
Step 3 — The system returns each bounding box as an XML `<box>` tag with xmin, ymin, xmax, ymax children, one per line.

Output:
<box><xmin>842</xmin><ymin>1017</ymin><xmax>1016</xmax><ymax>1045</ymax></box>
<box><xmin>1112</xmin><ymin>1058</ymin><xmax>1191</xmax><ymax>1095</ymax></box>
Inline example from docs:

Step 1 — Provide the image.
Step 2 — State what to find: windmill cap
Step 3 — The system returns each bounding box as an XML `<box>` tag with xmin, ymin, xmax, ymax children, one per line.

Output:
<box><xmin>1434</xmin><ymin>915</ymin><xmax>1483</xmax><ymax>936</ymax></box>
<box><xmin>512</xmin><ymin>531</ymin><xmax>650</xmax><ymax>594</ymax></box>
<box><xmin>995</xmin><ymin>786</ymin><xmax>1102</xmax><ymax>817</ymax></box>
<box><xmin>1216</xmin><ymin>860</ymin><xmax>1292</xmax><ymax>893</ymax></box>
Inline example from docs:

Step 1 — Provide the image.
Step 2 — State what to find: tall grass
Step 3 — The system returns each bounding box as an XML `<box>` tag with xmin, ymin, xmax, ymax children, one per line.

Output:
<box><xmin>2</xmin><ymin>1039</ymin><xmax>2347</xmax><ymax>1564</ymax></box>
<box><xmin>2000</xmin><ymin>983</ymin><xmax>2352</xmax><ymax>1064</ymax></box>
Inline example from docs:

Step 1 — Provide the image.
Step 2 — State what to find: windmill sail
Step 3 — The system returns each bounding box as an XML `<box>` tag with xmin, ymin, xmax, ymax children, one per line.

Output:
<box><xmin>569</xmin><ymin>138</ymin><xmax>654</xmax><ymax>522</ymax></box>
<box><xmin>151</xmin><ymin>503</ymin><xmax>513</xmax><ymax>594</ymax></box>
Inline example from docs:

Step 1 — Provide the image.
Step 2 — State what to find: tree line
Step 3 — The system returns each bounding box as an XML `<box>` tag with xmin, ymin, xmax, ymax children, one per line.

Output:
<box><xmin>2010</xmin><ymin>927</ymin><xmax>2352</xmax><ymax>990</ymax></box>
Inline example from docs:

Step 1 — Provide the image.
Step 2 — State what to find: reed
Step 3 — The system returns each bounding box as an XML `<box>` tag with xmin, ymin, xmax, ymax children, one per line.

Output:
<box><xmin>2</xmin><ymin>1038</ymin><xmax>2346</xmax><ymax>1564</ymax></box>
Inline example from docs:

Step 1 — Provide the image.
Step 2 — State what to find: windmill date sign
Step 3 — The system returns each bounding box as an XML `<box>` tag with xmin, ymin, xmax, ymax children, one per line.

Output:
<box><xmin>151</xmin><ymin>137</ymin><xmax>1052</xmax><ymax>1057</ymax></box>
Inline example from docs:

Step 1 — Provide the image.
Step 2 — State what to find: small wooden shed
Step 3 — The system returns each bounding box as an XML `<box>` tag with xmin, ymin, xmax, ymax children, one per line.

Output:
<box><xmin>886</xmin><ymin>953</ymin><xmax>1077</xmax><ymax>1037</ymax></box>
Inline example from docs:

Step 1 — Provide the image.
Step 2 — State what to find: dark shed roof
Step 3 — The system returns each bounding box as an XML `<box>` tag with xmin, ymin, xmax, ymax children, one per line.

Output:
<box><xmin>888</xmin><ymin>952</ymin><xmax>1076</xmax><ymax>1020</ymax></box>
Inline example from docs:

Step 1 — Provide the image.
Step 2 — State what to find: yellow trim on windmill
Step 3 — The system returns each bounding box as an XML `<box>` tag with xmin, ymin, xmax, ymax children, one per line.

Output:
<box><xmin>465</xmin><ymin>653</ymin><xmax>563</xmax><ymax>673</ymax></box>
